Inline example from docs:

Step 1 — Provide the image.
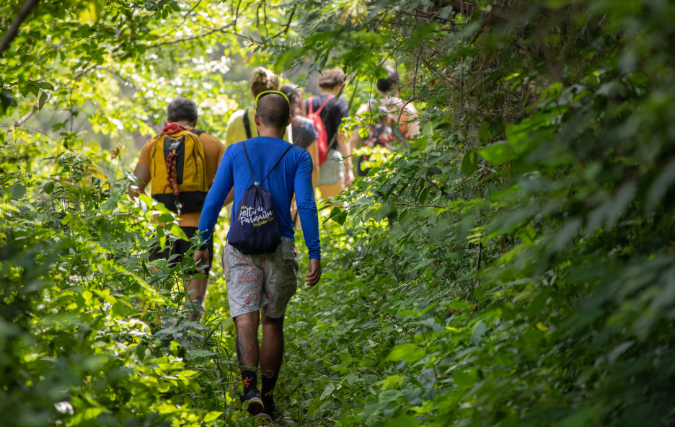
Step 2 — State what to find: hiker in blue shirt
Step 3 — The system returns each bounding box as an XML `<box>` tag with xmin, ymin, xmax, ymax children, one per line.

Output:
<box><xmin>193</xmin><ymin>91</ymin><xmax>321</xmax><ymax>421</ymax></box>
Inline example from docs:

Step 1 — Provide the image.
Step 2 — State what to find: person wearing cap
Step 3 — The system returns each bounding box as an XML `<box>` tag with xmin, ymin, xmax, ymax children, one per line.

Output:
<box><xmin>193</xmin><ymin>90</ymin><xmax>321</xmax><ymax>421</ymax></box>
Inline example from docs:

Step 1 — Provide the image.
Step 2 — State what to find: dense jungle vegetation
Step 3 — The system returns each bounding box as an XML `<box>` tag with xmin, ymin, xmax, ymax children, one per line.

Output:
<box><xmin>2</xmin><ymin>0</ymin><xmax>675</xmax><ymax>426</ymax></box>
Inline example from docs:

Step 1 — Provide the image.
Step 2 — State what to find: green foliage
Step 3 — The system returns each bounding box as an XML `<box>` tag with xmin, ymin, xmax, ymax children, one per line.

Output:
<box><xmin>270</xmin><ymin>0</ymin><xmax>675</xmax><ymax>426</ymax></box>
<box><xmin>0</xmin><ymin>0</ymin><xmax>301</xmax><ymax>425</ymax></box>
<box><xmin>1</xmin><ymin>0</ymin><xmax>295</xmax><ymax>148</ymax></box>
<box><xmin>4</xmin><ymin>0</ymin><xmax>675</xmax><ymax>426</ymax></box>
<box><xmin>0</xmin><ymin>139</ymin><xmax>262</xmax><ymax>426</ymax></box>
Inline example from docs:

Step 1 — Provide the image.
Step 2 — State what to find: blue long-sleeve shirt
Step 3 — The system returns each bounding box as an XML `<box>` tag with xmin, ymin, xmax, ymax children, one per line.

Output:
<box><xmin>198</xmin><ymin>136</ymin><xmax>321</xmax><ymax>259</ymax></box>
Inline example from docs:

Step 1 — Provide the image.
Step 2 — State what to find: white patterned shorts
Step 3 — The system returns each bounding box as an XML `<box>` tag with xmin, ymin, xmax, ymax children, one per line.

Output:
<box><xmin>223</xmin><ymin>237</ymin><xmax>299</xmax><ymax>319</ymax></box>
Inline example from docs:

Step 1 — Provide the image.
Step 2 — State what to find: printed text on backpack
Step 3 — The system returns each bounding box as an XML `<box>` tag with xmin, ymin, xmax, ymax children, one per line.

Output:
<box><xmin>228</xmin><ymin>141</ymin><xmax>293</xmax><ymax>254</ymax></box>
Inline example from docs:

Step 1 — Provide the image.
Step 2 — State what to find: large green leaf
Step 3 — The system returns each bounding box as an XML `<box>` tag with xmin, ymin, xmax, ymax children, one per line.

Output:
<box><xmin>386</xmin><ymin>344</ymin><xmax>425</xmax><ymax>363</ymax></box>
<box><xmin>462</xmin><ymin>150</ymin><xmax>478</xmax><ymax>176</ymax></box>
<box><xmin>320</xmin><ymin>383</ymin><xmax>335</xmax><ymax>400</ymax></box>
<box><xmin>378</xmin><ymin>390</ymin><xmax>402</xmax><ymax>403</ymax></box>
<box><xmin>168</xmin><ymin>224</ymin><xmax>189</xmax><ymax>241</ymax></box>
<box><xmin>478</xmin><ymin>141</ymin><xmax>518</xmax><ymax>165</ymax></box>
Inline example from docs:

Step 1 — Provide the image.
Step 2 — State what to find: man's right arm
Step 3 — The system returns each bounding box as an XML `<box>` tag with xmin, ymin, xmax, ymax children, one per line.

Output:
<box><xmin>130</xmin><ymin>164</ymin><xmax>151</xmax><ymax>199</ymax></box>
<box><xmin>198</xmin><ymin>148</ymin><xmax>234</xmax><ymax>246</ymax></box>
<box><xmin>129</xmin><ymin>140</ymin><xmax>152</xmax><ymax>199</ymax></box>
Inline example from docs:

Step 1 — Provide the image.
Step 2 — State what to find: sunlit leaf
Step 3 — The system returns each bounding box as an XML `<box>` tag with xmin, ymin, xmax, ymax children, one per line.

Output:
<box><xmin>478</xmin><ymin>141</ymin><xmax>517</xmax><ymax>165</ymax></box>
<box><xmin>386</xmin><ymin>344</ymin><xmax>425</xmax><ymax>363</ymax></box>
<box><xmin>320</xmin><ymin>383</ymin><xmax>335</xmax><ymax>400</ymax></box>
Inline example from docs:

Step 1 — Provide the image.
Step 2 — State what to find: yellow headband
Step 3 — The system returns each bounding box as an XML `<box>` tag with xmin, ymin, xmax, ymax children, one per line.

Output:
<box><xmin>254</xmin><ymin>90</ymin><xmax>290</xmax><ymax>109</ymax></box>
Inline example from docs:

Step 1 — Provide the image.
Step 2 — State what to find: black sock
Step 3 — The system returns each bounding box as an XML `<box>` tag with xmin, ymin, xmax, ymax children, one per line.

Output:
<box><xmin>261</xmin><ymin>375</ymin><xmax>278</xmax><ymax>403</ymax></box>
<box><xmin>241</xmin><ymin>370</ymin><xmax>257</xmax><ymax>395</ymax></box>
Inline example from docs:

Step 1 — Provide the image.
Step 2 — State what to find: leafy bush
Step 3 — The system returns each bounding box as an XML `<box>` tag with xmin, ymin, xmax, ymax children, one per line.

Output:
<box><xmin>4</xmin><ymin>0</ymin><xmax>675</xmax><ymax>426</ymax></box>
<box><xmin>0</xmin><ymin>138</ymin><xmax>260</xmax><ymax>426</ymax></box>
<box><xmin>268</xmin><ymin>0</ymin><xmax>675</xmax><ymax>426</ymax></box>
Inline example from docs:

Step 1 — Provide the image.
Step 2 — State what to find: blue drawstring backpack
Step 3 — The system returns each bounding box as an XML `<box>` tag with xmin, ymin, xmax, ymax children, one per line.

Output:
<box><xmin>228</xmin><ymin>141</ymin><xmax>293</xmax><ymax>255</ymax></box>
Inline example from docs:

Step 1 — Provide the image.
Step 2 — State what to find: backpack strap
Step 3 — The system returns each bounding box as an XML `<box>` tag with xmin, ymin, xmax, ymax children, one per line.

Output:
<box><xmin>315</xmin><ymin>95</ymin><xmax>334</xmax><ymax>115</ymax></box>
<box><xmin>185</xmin><ymin>128</ymin><xmax>207</xmax><ymax>191</ymax></box>
<box><xmin>242</xmin><ymin>109</ymin><xmax>252</xmax><ymax>139</ymax></box>
<box><xmin>242</xmin><ymin>141</ymin><xmax>256</xmax><ymax>185</ymax></box>
<box><xmin>241</xmin><ymin>142</ymin><xmax>294</xmax><ymax>186</ymax></box>
<box><xmin>261</xmin><ymin>145</ymin><xmax>293</xmax><ymax>185</ymax></box>
<box><xmin>177</xmin><ymin>125</ymin><xmax>204</xmax><ymax>136</ymax></box>
<box><xmin>151</xmin><ymin>138</ymin><xmax>158</xmax><ymax>178</ymax></box>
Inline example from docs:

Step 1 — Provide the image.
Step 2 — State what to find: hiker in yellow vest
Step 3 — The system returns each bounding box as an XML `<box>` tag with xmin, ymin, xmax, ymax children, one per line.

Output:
<box><xmin>131</xmin><ymin>98</ymin><xmax>225</xmax><ymax>319</ymax></box>
<box><xmin>225</xmin><ymin>67</ymin><xmax>293</xmax><ymax>148</ymax></box>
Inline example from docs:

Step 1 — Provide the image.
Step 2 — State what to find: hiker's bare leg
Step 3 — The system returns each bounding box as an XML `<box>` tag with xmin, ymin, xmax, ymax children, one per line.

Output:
<box><xmin>234</xmin><ymin>311</ymin><xmax>260</xmax><ymax>369</ymax></box>
<box><xmin>260</xmin><ymin>312</ymin><xmax>285</xmax><ymax>378</ymax></box>
<box><xmin>186</xmin><ymin>277</ymin><xmax>208</xmax><ymax>320</ymax></box>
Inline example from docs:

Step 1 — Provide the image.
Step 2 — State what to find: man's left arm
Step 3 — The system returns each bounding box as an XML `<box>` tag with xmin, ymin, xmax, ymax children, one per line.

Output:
<box><xmin>294</xmin><ymin>150</ymin><xmax>322</xmax><ymax>285</ymax></box>
<box><xmin>214</xmin><ymin>136</ymin><xmax>235</xmax><ymax>206</ymax></box>
<box><xmin>130</xmin><ymin>140</ymin><xmax>152</xmax><ymax>199</ymax></box>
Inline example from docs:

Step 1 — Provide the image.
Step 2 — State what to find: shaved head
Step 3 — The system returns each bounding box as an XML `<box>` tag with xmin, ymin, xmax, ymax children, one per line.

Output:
<box><xmin>256</xmin><ymin>93</ymin><xmax>290</xmax><ymax>130</ymax></box>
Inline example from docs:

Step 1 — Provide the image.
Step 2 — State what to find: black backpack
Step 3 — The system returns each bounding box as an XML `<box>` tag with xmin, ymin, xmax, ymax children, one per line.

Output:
<box><xmin>228</xmin><ymin>141</ymin><xmax>293</xmax><ymax>254</ymax></box>
<box><xmin>243</xmin><ymin>109</ymin><xmax>254</xmax><ymax>139</ymax></box>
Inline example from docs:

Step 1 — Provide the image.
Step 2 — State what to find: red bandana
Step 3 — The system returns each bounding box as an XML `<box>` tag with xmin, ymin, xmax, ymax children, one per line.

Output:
<box><xmin>160</xmin><ymin>122</ymin><xmax>182</xmax><ymax>136</ymax></box>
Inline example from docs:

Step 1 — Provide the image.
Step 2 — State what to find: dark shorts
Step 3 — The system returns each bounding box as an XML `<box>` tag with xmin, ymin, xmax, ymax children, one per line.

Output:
<box><xmin>149</xmin><ymin>226</ymin><xmax>214</xmax><ymax>274</ymax></box>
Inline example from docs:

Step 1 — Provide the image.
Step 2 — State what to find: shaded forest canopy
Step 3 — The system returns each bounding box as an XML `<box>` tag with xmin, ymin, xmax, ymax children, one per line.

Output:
<box><xmin>2</xmin><ymin>0</ymin><xmax>675</xmax><ymax>426</ymax></box>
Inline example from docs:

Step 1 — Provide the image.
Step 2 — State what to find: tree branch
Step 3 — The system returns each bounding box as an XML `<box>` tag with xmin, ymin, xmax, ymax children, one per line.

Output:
<box><xmin>419</xmin><ymin>55</ymin><xmax>458</xmax><ymax>89</ymax></box>
<box><xmin>145</xmin><ymin>22</ymin><xmax>237</xmax><ymax>49</ymax></box>
<box><xmin>271</xmin><ymin>4</ymin><xmax>297</xmax><ymax>38</ymax></box>
<box><xmin>347</xmin><ymin>78</ymin><xmax>360</xmax><ymax>111</ymax></box>
<box><xmin>390</xmin><ymin>203</ymin><xmax>444</xmax><ymax>208</ymax></box>
<box><xmin>177</xmin><ymin>0</ymin><xmax>203</xmax><ymax>30</ymax></box>
<box><xmin>0</xmin><ymin>0</ymin><xmax>39</xmax><ymax>57</ymax></box>
<box><xmin>397</xmin><ymin>98</ymin><xmax>417</xmax><ymax>125</ymax></box>
<box><xmin>156</xmin><ymin>0</ymin><xmax>204</xmax><ymax>39</ymax></box>
<box><xmin>233</xmin><ymin>0</ymin><xmax>243</xmax><ymax>32</ymax></box>
<box><xmin>12</xmin><ymin>63</ymin><xmax>99</xmax><ymax>129</ymax></box>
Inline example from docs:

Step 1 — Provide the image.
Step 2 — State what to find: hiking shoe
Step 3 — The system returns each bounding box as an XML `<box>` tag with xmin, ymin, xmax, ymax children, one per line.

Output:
<box><xmin>256</xmin><ymin>399</ymin><xmax>280</xmax><ymax>421</ymax></box>
<box><xmin>240</xmin><ymin>390</ymin><xmax>264</xmax><ymax>416</ymax></box>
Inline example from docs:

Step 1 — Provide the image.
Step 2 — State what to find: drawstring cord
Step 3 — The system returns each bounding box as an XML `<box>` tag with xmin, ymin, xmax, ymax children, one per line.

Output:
<box><xmin>159</xmin><ymin>123</ymin><xmax>184</xmax><ymax>214</ymax></box>
<box><xmin>164</xmin><ymin>151</ymin><xmax>182</xmax><ymax>215</ymax></box>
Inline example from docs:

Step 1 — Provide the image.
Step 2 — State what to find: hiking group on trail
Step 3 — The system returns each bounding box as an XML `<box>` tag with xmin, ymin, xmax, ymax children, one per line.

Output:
<box><xmin>130</xmin><ymin>67</ymin><xmax>419</xmax><ymax>421</ymax></box>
